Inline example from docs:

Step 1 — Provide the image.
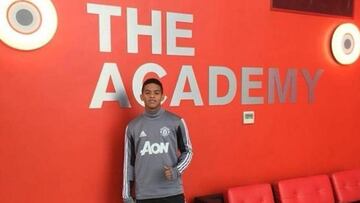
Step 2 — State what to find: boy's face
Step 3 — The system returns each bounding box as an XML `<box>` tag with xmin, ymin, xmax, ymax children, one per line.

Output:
<box><xmin>140</xmin><ymin>83</ymin><xmax>164</xmax><ymax>112</ymax></box>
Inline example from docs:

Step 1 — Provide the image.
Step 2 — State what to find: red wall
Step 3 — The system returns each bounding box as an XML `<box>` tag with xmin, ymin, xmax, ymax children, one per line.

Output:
<box><xmin>1</xmin><ymin>0</ymin><xmax>360</xmax><ymax>202</ymax></box>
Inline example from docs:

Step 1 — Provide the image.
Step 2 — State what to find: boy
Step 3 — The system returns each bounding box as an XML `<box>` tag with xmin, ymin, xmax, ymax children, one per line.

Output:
<box><xmin>123</xmin><ymin>78</ymin><xmax>193</xmax><ymax>203</ymax></box>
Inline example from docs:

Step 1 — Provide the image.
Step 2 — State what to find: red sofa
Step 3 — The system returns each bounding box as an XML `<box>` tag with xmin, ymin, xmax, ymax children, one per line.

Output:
<box><xmin>226</xmin><ymin>183</ymin><xmax>275</xmax><ymax>203</ymax></box>
<box><xmin>331</xmin><ymin>168</ymin><xmax>360</xmax><ymax>203</ymax></box>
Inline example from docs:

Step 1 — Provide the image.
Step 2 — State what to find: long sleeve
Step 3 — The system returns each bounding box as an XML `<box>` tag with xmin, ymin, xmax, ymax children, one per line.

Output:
<box><xmin>175</xmin><ymin>118</ymin><xmax>193</xmax><ymax>175</ymax></box>
<box><xmin>122</xmin><ymin>126</ymin><xmax>135</xmax><ymax>201</ymax></box>
<box><xmin>123</xmin><ymin>110</ymin><xmax>191</xmax><ymax>199</ymax></box>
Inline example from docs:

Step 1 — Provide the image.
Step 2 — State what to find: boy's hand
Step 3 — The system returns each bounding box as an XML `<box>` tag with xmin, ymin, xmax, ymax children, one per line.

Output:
<box><xmin>163</xmin><ymin>166</ymin><xmax>173</xmax><ymax>180</ymax></box>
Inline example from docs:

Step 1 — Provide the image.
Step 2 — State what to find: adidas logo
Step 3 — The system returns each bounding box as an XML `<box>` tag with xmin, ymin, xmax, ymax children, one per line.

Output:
<box><xmin>139</xmin><ymin>131</ymin><xmax>147</xmax><ymax>137</ymax></box>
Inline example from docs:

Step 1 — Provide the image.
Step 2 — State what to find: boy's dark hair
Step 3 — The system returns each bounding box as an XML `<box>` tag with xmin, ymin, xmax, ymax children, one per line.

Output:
<box><xmin>142</xmin><ymin>78</ymin><xmax>163</xmax><ymax>93</ymax></box>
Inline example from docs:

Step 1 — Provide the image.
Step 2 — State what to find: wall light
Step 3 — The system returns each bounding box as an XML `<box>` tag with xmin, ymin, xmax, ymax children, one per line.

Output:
<box><xmin>331</xmin><ymin>23</ymin><xmax>360</xmax><ymax>65</ymax></box>
<box><xmin>0</xmin><ymin>0</ymin><xmax>58</xmax><ymax>50</ymax></box>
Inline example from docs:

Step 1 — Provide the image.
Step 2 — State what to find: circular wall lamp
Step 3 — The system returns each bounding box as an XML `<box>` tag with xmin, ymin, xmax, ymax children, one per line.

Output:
<box><xmin>0</xmin><ymin>0</ymin><xmax>58</xmax><ymax>50</ymax></box>
<box><xmin>331</xmin><ymin>23</ymin><xmax>360</xmax><ymax>65</ymax></box>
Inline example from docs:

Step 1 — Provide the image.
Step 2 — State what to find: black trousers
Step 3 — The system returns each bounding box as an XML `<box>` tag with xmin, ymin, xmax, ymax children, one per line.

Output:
<box><xmin>136</xmin><ymin>194</ymin><xmax>185</xmax><ymax>203</ymax></box>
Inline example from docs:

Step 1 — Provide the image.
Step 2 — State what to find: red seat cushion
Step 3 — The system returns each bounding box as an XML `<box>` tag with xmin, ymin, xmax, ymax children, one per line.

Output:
<box><xmin>226</xmin><ymin>183</ymin><xmax>275</xmax><ymax>203</ymax></box>
<box><xmin>278</xmin><ymin>175</ymin><xmax>334</xmax><ymax>203</ymax></box>
<box><xmin>331</xmin><ymin>169</ymin><xmax>360</xmax><ymax>203</ymax></box>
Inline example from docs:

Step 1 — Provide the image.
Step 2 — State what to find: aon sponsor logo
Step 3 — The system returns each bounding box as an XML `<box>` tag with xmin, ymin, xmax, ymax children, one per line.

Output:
<box><xmin>140</xmin><ymin>141</ymin><xmax>169</xmax><ymax>156</ymax></box>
